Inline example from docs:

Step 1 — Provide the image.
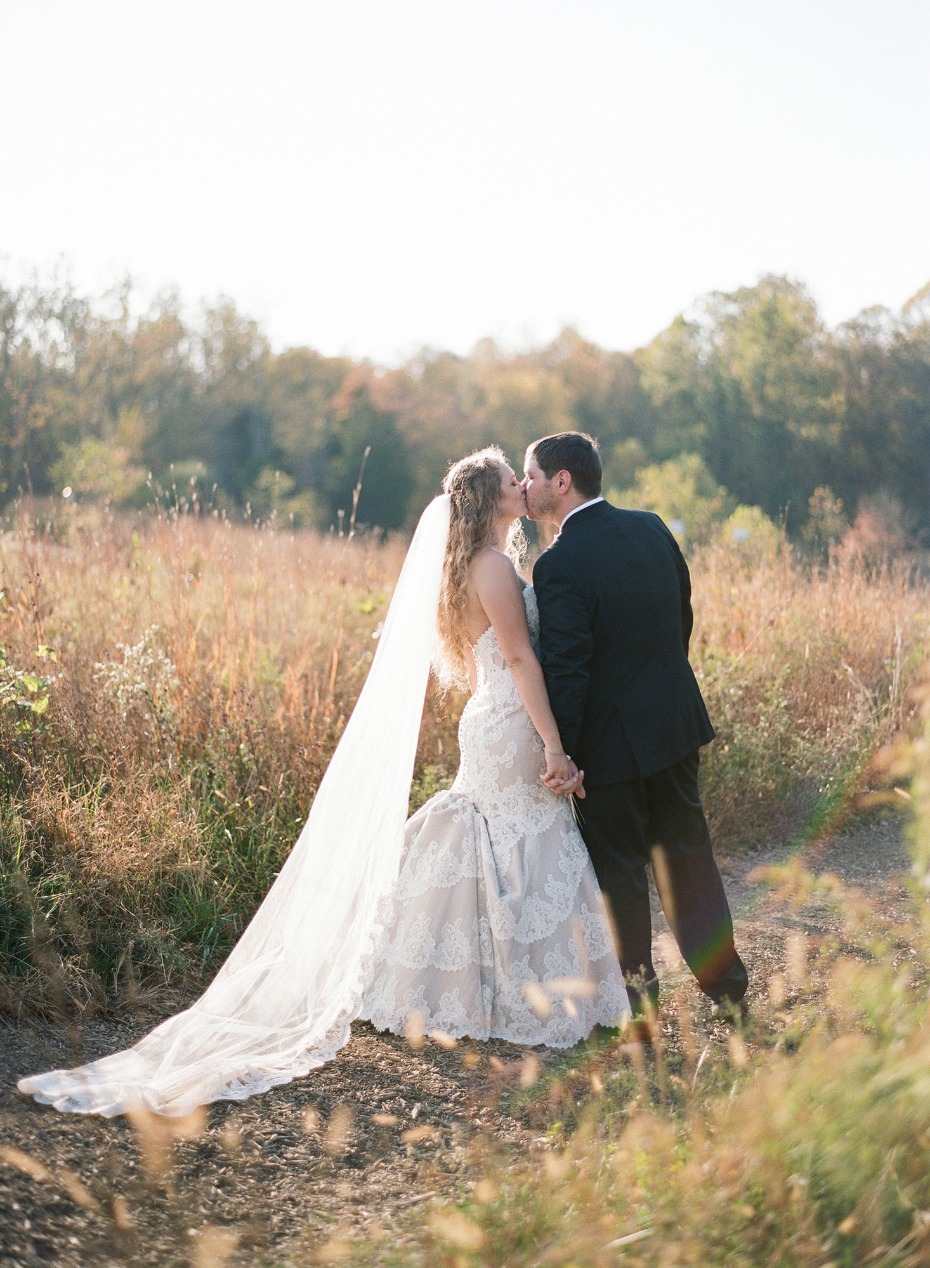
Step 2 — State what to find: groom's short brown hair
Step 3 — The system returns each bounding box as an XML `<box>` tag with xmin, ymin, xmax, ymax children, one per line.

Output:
<box><xmin>527</xmin><ymin>431</ymin><xmax>602</xmax><ymax>499</ymax></box>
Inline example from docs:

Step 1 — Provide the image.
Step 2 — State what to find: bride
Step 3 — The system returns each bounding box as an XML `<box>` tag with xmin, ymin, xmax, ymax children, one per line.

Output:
<box><xmin>18</xmin><ymin>447</ymin><xmax>628</xmax><ymax>1118</ymax></box>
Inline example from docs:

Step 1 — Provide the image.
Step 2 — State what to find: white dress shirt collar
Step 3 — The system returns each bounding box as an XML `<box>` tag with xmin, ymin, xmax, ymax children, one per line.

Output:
<box><xmin>558</xmin><ymin>496</ymin><xmax>604</xmax><ymax>531</ymax></box>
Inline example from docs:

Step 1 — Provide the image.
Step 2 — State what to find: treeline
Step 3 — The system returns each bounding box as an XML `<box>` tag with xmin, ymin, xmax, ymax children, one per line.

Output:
<box><xmin>2</xmin><ymin>271</ymin><xmax>928</xmax><ymax>546</ymax></box>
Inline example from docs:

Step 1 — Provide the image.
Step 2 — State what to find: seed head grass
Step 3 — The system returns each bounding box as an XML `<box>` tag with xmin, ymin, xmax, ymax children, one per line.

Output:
<box><xmin>0</xmin><ymin>505</ymin><xmax>926</xmax><ymax>1017</ymax></box>
<box><xmin>2</xmin><ymin>502</ymin><xmax>930</xmax><ymax>1263</ymax></box>
<box><xmin>374</xmin><ymin>694</ymin><xmax>930</xmax><ymax>1267</ymax></box>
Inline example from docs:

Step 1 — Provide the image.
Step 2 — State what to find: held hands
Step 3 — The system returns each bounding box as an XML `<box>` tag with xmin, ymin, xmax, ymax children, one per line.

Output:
<box><xmin>541</xmin><ymin>749</ymin><xmax>586</xmax><ymax>800</ymax></box>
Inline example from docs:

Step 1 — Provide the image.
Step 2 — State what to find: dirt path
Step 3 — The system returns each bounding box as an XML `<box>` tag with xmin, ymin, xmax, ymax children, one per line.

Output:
<box><xmin>0</xmin><ymin>814</ymin><xmax>914</xmax><ymax>1267</ymax></box>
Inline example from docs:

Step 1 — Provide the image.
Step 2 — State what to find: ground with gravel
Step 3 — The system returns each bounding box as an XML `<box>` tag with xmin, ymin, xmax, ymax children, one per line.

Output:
<box><xmin>0</xmin><ymin>812</ymin><xmax>915</xmax><ymax>1267</ymax></box>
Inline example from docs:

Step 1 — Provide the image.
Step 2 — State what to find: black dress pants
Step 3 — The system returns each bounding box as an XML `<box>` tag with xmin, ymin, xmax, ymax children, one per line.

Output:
<box><xmin>576</xmin><ymin>752</ymin><xmax>748</xmax><ymax>1015</ymax></box>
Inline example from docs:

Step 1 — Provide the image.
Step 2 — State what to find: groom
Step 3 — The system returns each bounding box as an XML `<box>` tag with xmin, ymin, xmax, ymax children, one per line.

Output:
<box><xmin>522</xmin><ymin>431</ymin><xmax>748</xmax><ymax>1019</ymax></box>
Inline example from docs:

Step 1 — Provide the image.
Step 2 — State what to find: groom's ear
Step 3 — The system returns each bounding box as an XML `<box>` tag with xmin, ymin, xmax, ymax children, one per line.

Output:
<box><xmin>555</xmin><ymin>469</ymin><xmax>573</xmax><ymax>494</ymax></box>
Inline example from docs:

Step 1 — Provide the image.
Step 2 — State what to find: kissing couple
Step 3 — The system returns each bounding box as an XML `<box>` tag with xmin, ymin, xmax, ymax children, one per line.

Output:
<box><xmin>19</xmin><ymin>431</ymin><xmax>747</xmax><ymax>1117</ymax></box>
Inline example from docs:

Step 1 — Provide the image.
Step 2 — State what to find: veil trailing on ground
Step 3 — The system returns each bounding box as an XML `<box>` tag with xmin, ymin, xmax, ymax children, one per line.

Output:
<box><xmin>18</xmin><ymin>495</ymin><xmax>452</xmax><ymax>1117</ymax></box>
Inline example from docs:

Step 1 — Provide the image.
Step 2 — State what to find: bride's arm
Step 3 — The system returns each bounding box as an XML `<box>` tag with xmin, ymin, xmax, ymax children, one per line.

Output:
<box><xmin>470</xmin><ymin>550</ymin><xmax>582</xmax><ymax>794</ymax></box>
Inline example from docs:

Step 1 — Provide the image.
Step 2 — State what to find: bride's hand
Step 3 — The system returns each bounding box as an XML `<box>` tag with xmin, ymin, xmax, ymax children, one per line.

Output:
<box><xmin>542</xmin><ymin>752</ymin><xmax>585</xmax><ymax>798</ymax></box>
<box><xmin>543</xmin><ymin>748</ymin><xmax>572</xmax><ymax>783</ymax></box>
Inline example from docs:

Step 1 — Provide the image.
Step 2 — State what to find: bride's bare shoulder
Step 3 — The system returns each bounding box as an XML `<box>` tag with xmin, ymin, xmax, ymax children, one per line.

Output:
<box><xmin>469</xmin><ymin>549</ymin><xmax>524</xmax><ymax>609</ymax></box>
<box><xmin>470</xmin><ymin>547</ymin><xmax>520</xmax><ymax>582</ymax></box>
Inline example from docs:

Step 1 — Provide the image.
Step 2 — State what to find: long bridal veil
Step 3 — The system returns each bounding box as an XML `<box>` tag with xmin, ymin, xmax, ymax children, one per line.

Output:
<box><xmin>18</xmin><ymin>495</ymin><xmax>452</xmax><ymax>1117</ymax></box>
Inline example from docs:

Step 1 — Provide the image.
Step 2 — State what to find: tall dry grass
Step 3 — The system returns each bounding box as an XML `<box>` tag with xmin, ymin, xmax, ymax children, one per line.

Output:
<box><xmin>0</xmin><ymin>501</ymin><xmax>927</xmax><ymax>1016</ymax></box>
<box><xmin>693</xmin><ymin>537</ymin><xmax>928</xmax><ymax>845</ymax></box>
<box><xmin>0</xmin><ymin>501</ymin><xmax>449</xmax><ymax>1014</ymax></box>
<box><xmin>375</xmin><ymin>687</ymin><xmax>930</xmax><ymax>1267</ymax></box>
<box><xmin>3</xmin><ymin>502</ymin><xmax>930</xmax><ymax>1265</ymax></box>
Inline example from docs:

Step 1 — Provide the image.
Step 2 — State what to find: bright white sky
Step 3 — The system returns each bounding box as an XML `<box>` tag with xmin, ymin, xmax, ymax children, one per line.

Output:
<box><xmin>2</xmin><ymin>0</ymin><xmax>928</xmax><ymax>363</ymax></box>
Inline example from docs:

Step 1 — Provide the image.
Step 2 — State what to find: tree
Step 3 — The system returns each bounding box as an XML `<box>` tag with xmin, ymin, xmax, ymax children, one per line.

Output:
<box><xmin>3</xmin><ymin>266</ymin><xmax>927</xmax><ymax>543</ymax></box>
<box><xmin>319</xmin><ymin>383</ymin><xmax>413</xmax><ymax>530</ymax></box>
<box><xmin>126</xmin><ymin>294</ymin><xmax>201</xmax><ymax>475</ymax></box>
<box><xmin>50</xmin><ymin>437</ymin><xmax>147</xmax><ymax>504</ymax></box>
<box><xmin>827</xmin><ymin>291</ymin><xmax>930</xmax><ymax>537</ymax></box>
<box><xmin>264</xmin><ymin>346</ymin><xmax>353</xmax><ymax>489</ymax></box>
<box><xmin>637</xmin><ymin>315</ymin><xmax>711</xmax><ymax>460</ymax></box>
<box><xmin>536</xmin><ymin>327</ymin><xmax>658</xmax><ymax>463</ymax></box>
<box><xmin>373</xmin><ymin>349</ymin><xmax>482</xmax><ymax>518</ymax></box>
<box><xmin>640</xmin><ymin>277</ymin><xmax>838</xmax><ymax>531</ymax></box>
<box><xmin>611</xmin><ymin>454</ymin><xmax>733</xmax><ymax>546</ymax></box>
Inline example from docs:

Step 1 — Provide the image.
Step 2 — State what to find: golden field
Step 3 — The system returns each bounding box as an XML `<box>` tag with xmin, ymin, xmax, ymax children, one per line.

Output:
<box><xmin>2</xmin><ymin>501</ymin><xmax>930</xmax><ymax>1266</ymax></box>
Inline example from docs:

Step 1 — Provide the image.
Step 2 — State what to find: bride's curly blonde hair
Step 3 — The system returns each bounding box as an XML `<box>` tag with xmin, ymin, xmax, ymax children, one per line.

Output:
<box><xmin>435</xmin><ymin>446</ymin><xmax>527</xmax><ymax>689</ymax></box>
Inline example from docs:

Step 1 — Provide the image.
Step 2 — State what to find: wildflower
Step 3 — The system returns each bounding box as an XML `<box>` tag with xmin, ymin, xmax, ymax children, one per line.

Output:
<box><xmin>94</xmin><ymin>626</ymin><xmax>180</xmax><ymax>718</ymax></box>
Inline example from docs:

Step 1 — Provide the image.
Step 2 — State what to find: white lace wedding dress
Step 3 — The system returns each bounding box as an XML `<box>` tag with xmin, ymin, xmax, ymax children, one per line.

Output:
<box><xmin>359</xmin><ymin>588</ymin><xmax>628</xmax><ymax>1045</ymax></box>
<box><xmin>18</xmin><ymin>501</ymin><xmax>626</xmax><ymax>1116</ymax></box>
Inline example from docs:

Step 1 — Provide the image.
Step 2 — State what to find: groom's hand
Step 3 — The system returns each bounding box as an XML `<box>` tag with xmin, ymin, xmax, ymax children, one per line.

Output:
<box><xmin>542</xmin><ymin>758</ymin><xmax>586</xmax><ymax>799</ymax></box>
<box><xmin>567</xmin><ymin>763</ymin><xmax>586</xmax><ymax>800</ymax></box>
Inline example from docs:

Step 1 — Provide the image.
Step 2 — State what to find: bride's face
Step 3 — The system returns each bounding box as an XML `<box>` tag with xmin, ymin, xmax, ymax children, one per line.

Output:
<box><xmin>497</xmin><ymin>463</ymin><xmax>527</xmax><ymax>521</ymax></box>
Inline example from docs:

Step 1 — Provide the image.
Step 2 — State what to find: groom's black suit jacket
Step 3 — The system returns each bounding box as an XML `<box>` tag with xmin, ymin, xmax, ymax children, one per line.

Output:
<box><xmin>533</xmin><ymin>500</ymin><xmax>715</xmax><ymax>787</ymax></box>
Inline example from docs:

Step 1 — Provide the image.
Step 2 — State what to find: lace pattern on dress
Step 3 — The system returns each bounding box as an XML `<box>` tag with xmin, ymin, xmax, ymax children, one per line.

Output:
<box><xmin>19</xmin><ymin>580</ymin><xmax>627</xmax><ymax>1115</ymax></box>
<box><xmin>359</xmin><ymin>587</ymin><xmax>628</xmax><ymax>1047</ymax></box>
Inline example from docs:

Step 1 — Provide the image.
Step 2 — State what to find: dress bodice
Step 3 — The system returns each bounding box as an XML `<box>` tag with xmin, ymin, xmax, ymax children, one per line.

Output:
<box><xmin>452</xmin><ymin>585</ymin><xmax>558</xmax><ymax>863</ymax></box>
<box><xmin>470</xmin><ymin>585</ymin><xmax>540</xmax><ymax>702</ymax></box>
